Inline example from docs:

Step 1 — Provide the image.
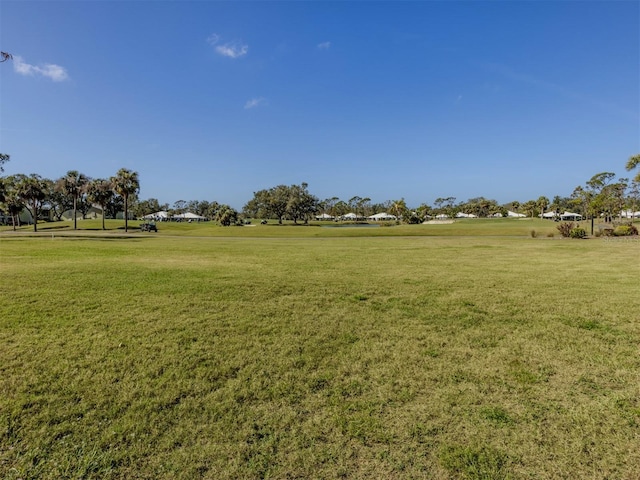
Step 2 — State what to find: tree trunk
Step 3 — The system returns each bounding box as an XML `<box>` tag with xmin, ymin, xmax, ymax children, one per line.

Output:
<box><xmin>124</xmin><ymin>194</ymin><xmax>128</xmax><ymax>232</ymax></box>
<box><xmin>73</xmin><ymin>196</ymin><xmax>77</xmax><ymax>230</ymax></box>
<box><xmin>32</xmin><ymin>202</ymin><xmax>38</xmax><ymax>232</ymax></box>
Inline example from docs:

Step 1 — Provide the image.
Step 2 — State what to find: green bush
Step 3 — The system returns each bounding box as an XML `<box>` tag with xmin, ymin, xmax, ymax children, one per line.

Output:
<box><xmin>530</xmin><ymin>229</ymin><xmax>537</xmax><ymax>238</ymax></box>
<box><xmin>569</xmin><ymin>227</ymin><xmax>587</xmax><ymax>239</ymax></box>
<box><xmin>613</xmin><ymin>224</ymin><xmax>638</xmax><ymax>236</ymax></box>
<box><xmin>556</xmin><ymin>222</ymin><xmax>575</xmax><ymax>237</ymax></box>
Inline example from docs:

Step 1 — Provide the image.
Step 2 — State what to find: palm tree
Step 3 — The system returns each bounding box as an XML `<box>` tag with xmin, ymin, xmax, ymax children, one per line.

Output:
<box><xmin>217</xmin><ymin>204</ymin><xmax>238</xmax><ymax>226</ymax></box>
<box><xmin>110</xmin><ymin>168</ymin><xmax>139</xmax><ymax>232</ymax></box>
<box><xmin>390</xmin><ymin>198</ymin><xmax>408</xmax><ymax>222</ymax></box>
<box><xmin>86</xmin><ymin>178</ymin><xmax>114</xmax><ymax>230</ymax></box>
<box><xmin>57</xmin><ymin>170</ymin><xmax>89</xmax><ymax>230</ymax></box>
<box><xmin>626</xmin><ymin>154</ymin><xmax>640</xmax><ymax>182</ymax></box>
<box><xmin>550</xmin><ymin>195</ymin><xmax>563</xmax><ymax>216</ymax></box>
<box><xmin>537</xmin><ymin>196</ymin><xmax>550</xmax><ymax>220</ymax></box>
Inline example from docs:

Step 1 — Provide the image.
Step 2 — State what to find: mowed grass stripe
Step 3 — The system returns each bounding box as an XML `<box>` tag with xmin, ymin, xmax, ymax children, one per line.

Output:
<box><xmin>1</xmin><ymin>235</ymin><xmax>639</xmax><ymax>479</ymax></box>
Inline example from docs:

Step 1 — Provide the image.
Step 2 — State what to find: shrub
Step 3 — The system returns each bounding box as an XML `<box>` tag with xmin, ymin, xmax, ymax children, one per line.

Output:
<box><xmin>569</xmin><ymin>227</ymin><xmax>587</xmax><ymax>239</ymax></box>
<box><xmin>613</xmin><ymin>224</ymin><xmax>638</xmax><ymax>236</ymax></box>
<box><xmin>530</xmin><ymin>229</ymin><xmax>537</xmax><ymax>238</ymax></box>
<box><xmin>600</xmin><ymin>226</ymin><xmax>615</xmax><ymax>236</ymax></box>
<box><xmin>546</xmin><ymin>232</ymin><xmax>554</xmax><ymax>238</ymax></box>
<box><xmin>405</xmin><ymin>213</ymin><xmax>422</xmax><ymax>224</ymax></box>
<box><xmin>556</xmin><ymin>222</ymin><xmax>574</xmax><ymax>238</ymax></box>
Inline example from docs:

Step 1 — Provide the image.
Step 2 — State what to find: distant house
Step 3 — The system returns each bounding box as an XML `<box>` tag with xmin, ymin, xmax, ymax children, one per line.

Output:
<box><xmin>173</xmin><ymin>212</ymin><xmax>207</xmax><ymax>222</ymax></box>
<box><xmin>339</xmin><ymin>212</ymin><xmax>365</xmax><ymax>221</ymax></box>
<box><xmin>560</xmin><ymin>211</ymin><xmax>582</xmax><ymax>221</ymax></box>
<box><xmin>621</xmin><ymin>210</ymin><xmax>640</xmax><ymax>218</ymax></box>
<box><xmin>367</xmin><ymin>212</ymin><xmax>397</xmax><ymax>221</ymax></box>
<box><xmin>60</xmin><ymin>205</ymin><xmax>103</xmax><ymax>221</ymax></box>
<box><xmin>142</xmin><ymin>211</ymin><xmax>169</xmax><ymax>221</ymax></box>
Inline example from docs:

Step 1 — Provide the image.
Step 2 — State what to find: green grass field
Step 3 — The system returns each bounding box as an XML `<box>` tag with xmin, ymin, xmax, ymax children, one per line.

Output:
<box><xmin>2</xmin><ymin>216</ymin><xmax>561</xmax><ymax>237</ymax></box>
<box><xmin>1</xmin><ymin>222</ymin><xmax>639</xmax><ymax>479</ymax></box>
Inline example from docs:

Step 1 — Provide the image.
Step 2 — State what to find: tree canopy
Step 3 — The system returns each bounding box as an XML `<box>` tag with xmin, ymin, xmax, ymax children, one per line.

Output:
<box><xmin>244</xmin><ymin>183</ymin><xmax>318</xmax><ymax>224</ymax></box>
<box><xmin>626</xmin><ymin>154</ymin><xmax>640</xmax><ymax>183</ymax></box>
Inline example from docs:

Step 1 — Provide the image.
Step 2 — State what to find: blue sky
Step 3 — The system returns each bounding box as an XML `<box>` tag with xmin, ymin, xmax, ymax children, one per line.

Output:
<box><xmin>1</xmin><ymin>1</ymin><xmax>638</xmax><ymax>209</ymax></box>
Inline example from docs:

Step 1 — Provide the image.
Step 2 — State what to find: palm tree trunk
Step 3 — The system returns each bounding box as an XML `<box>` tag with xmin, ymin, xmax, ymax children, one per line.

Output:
<box><xmin>124</xmin><ymin>194</ymin><xmax>128</xmax><ymax>232</ymax></box>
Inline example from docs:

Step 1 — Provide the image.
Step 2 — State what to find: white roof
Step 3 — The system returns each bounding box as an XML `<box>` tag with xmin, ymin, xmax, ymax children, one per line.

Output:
<box><xmin>507</xmin><ymin>210</ymin><xmax>526</xmax><ymax>218</ymax></box>
<box><xmin>142</xmin><ymin>210</ymin><xmax>169</xmax><ymax>219</ymax></box>
<box><xmin>368</xmin><ymin>212</ymin><xmax>397</xmax><ymax>220</ymax></box>
<box><xmin>341</xmin><ymin>212</ymin><xmax>358</xmax><ymax>219</ymax></box>
<box><xmin>621</xmin><ymin>210</ymin><xmax>640</xmax><ymax>217</ymax></box>
<box><xmin>174</xmin><ymin>212</ymin><xmax>206</xmax><ymax>219</ymax></box>
<box><xmin>315</xmin><ymin>213</ymin><xmax>334</xmax><ymax>219</ymax></box>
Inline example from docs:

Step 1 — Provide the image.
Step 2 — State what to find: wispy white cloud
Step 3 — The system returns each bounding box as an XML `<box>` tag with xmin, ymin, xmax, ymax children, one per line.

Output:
<box><xmin>216</xmin><ymin>42</ymin><xmax>249</xmax><ymax>59</ymax></box>
<box><xmin>317</xmin><ymin>41</ymin><xmax>331</xmax><ymax>50</ymax></box>
<box><xmin>244</xmin><ymin>97</ymin><xmax>267</xmax><ymax>110</ymax></box>
<box><xmin>206</xmin><ymin>33</ymin><xmax>220</xmax><ymax>46</ymax></box>
<box><xmin>207</xmin><ymin>33</ymin><xmax>248</xmax><ymax>59</ymax></box>
<box><xmin>13</xmin><ymin>55</ymin><xmax>69</xmax><ymax>82</ymax></box>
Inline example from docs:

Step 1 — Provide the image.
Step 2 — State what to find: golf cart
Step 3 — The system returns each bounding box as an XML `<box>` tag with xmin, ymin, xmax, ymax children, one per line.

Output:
<box><xmin>140</xmin><ymin>222</ymin><xmax>158</xmax><ymax>232</ymax></box>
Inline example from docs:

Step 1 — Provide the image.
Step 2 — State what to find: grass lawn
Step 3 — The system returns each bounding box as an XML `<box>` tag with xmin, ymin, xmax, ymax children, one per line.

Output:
<box><xmin>2</xmin><ymin>216</ymin><xmax>566</xmax><ymax>238</ymax></box>
<box><xmin>1</xmin><ymin>226</ymin><xmax>639</xmax><ymax>478</ymax></box>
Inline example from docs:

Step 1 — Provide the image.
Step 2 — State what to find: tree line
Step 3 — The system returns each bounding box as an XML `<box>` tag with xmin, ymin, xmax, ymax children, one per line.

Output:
<box><xmin>1</xmin><ymin>156</ymin><xmax>639</xmax><ymax>231</ymax></box>
<box><xmin>0</xmin><ymin>165</ymin><xmax>240</xmax><ymax>230</ymax></box>
<box><xmin>237</xmin><ymin>161</ymin><xmax>640</xmax><ymax>225</ymax></box>
<box><xmin>0</xmin><ymin>168</ymin><xmax>139</xmax><ymax>232</ymax></box>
